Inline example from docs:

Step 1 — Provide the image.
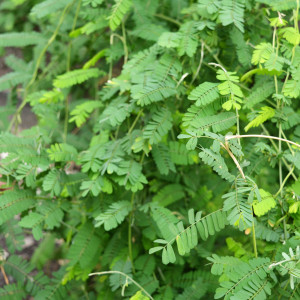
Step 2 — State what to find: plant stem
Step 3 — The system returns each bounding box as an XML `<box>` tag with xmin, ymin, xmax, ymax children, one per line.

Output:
<box><xmin>259</xmin><ymin>124</ymin><xmax>297</xmax><ymax>180</ymax></box>
<box><xmin>222</xmin><ymin>142</ymin><xmax>245</xmax><ymax>179</ymax></box>
<box><xmin>128</xmin><ymin>193</ymin><xmax>135</xmax><ymax>273</ymax></box>
<box><xmin>89</xmin><ymin>271</ymin><xmax>153</xmax><ymax>300</ymax></box>
<box><xmin>0</xmin><ymin>265</ymin><xmax>9</xmax><ymax>285</ymax></box>
<box><xmin>128</xmin><ymin>109</ymin><xmax>143</xmax><ymax>134</ymax></box>
<box><xmin>121</xmin><ymin>21</ymin><xmax>128</xmax><ymax>64</ymax></box>
<box><xmin>189</xmin><ymin>42</ymin><xmax>204</xmax><ymax>87</ymax></box>
<box><xmin>67</xmin><ymin>0</ymin><xmax>82</xmax><ymax>72</ymax></box>
<box><xmin>110</xmin><ymin>30</ymin><xmax>128</xmax><ymax>67</ymax></box>
<box><xmin>225</xmin><ymin>134</ymin><xmax>300</xmax><ymax>149</ymax></box>
<box><xmin>7</xmin><ymin>2</ymin><xmax>73</xmax><ymax>133</ymax></box>
<box><xmin>274</xmin><ymin>166</ymin><xmax>295</xmax><ymax>198</ymax></box>
<box><xmin>252</xmin><ymin>214</ymin><xmax>258</xmax><ymax>258</ymax></box>
<box><xmin>64</xmin><ymin>0</ymin><xmax>82</xmax><ymax>142</ymax></box>
<box><xmin>154</xmin><ymin>13</ymin><xmax>181</xmax><ymax>26</ymax></box>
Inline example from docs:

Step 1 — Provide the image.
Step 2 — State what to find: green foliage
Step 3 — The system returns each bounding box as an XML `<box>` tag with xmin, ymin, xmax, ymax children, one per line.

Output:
<box><xmin>53</xmin><ymin>68</ymin><xmax>102</xmax><ymax>88</ymax></box>
<box><xmin>108</xmin><ymin>0</ymin><xmax>132</xmax><ymax>31</ymax></box>
<box><xmin>0</xmin><ymin>0</ymin><xmax>300</xmax><ymax>299</ymax></box>
<box><xmin>95</xmin><ymin>200</ymin><xmax>131</xmax><ymax>230</ymax></box>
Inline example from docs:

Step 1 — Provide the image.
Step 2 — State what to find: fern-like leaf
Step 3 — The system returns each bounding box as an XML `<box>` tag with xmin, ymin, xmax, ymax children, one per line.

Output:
<box><xmin>0</xmin><ymin>72</ymin><xmax>31</xmax><ymax>92</ymax></box>
<box><xmin>67</xmin><ymin>222</ymin><xmax>101</xmax><ymax>268</ymax></box>
<box><xmin>191</xmin><ymin>112</ymin><xmax>236</xmax><ymax>133</ymax></box>
<box><xmin>219</xmin><ymin>0</ymin><xmax>245</xmax><ymax>33</ymax></box>
<box><xmin>42</xmin><ymin>169</ymin><xmax>62</xmax><ymax>196</ymax></box>
<box><xmin>251</xmin><ymin>43</ymin><xmax>273</xmax><ymax>65</ymax></box>
<box><xmin>131</xmin><ymin>80</ymin><xmax>177</xmax><ymax>106</ymax></box>
<box><xmin>152</xmin><ymin>143</ymin><xmax>176</xmax><ymax>175</ymax></box>
<box><xmin>153</xmin><ymin>184</ymin><xmax>185</xmax><ymax>207</ymax></box>
<box><xmin>210</xmin><ymin>256</ymin><xmax>272</xmax><ymax>299</ymax></box>
<box><xmin>188</xmin><ymin>82</ymin><xmax>219</xmax><ymax>107</ymax></box>
<box><xmin>245</xmin><ymin>106</ymin><xmax>275</xmax><ymax>132</ymax></box>
<box><xmin>53</xmin><ymin>68</ymin><xmax>102</xmax><ymax>88</ymax></box>
<box><xmin>0</xmin><ymin>284</ymin><xmax>25</xmax><ymax>300</ymax></box>
<box><xmin>0</xmin><ymin>190</ymin><xmax>34</xmax><ymax>226</ymax></box>
<box><xmin>47</xmin><ymin>143</ymin><xmax>78</xmax><ymax>162</ymax></box>
<box><xmin>94</xmin><ymin>200</ymin><xmax>131</xmax><ymax>230</ymax></box>
<box><xmin>252</xmin><ymin>189</ymin><xmax>276</xmax><ymax>217</ymax></box>
<box><xmin>150</xmin><ymin>208</ymin><xmax>228</xmax><ymax>264</ymax></box>
<box><xmin>108</xmin><ymin>0</ymin><xmax>132</xmax><ymax>31</ymax></box>
<box><xmin>0</xmin><ymin>32</ymin><xmax>45</xmax><ymax>47</ymax></box>
<box><xmin>30</xmin><ymin>0</ymin><xmax>72</xmax><ymax>18</ymax></box>
<box><xmin>222</xmin><ymin>179</ymin><xmax>253</xmax><ymax>230</ymax></box>
<box><xmin>143</xmin><ymin>108</ymin><xmax>173</xmax><ymax>144</ymax></box>
<box><xmin>169</xmin><ymin>141</ymin><xmax>197</xmax><ymax>165</ymax></box>
<box><xmin>199</xmin><ymin>148</ymin><xmax>235</xmax><ymax>181</ymax></box>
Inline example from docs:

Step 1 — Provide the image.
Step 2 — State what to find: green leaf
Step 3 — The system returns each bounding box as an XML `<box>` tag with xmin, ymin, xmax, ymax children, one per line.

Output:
<box><xmin>251</xmin><ymin>43</ymin><xmax>273</xmax><ymax>65</ymax></box>
<box><xmin>94</xmin><ymin>200</ymin><xmax>131</xmax><ymax>230</ymax></box>
<box><xmin>149</xmin><ymin>246</ymin><xmax>163</xmax><ymax>254</ymax></box>
<box><xmin>167</xmin><ymin>244</ymin><xmax>176</xmax><ymax>263</ymax></box>
<box><xmin>252</xmin><ymin>189</ymin><xmax>276</xmax><ymax>217</ymax></box>
<box><xmin>0</xmin><ymin>32</ymin><xmax>45</xmax><ymax>47</ymax></box>
<box><xmin>30</xmin><ymin>0</ymin><xmax>72</xmax><ymax>18</ymax></box>
<box><xmin>245</xmin><ymin>106</ymin><xmax>275</xmax><ymax>132</ymax></box>
<box><xmin>176</xmin><ymin>235</ymin><xmax>185</xmax><ymax>256</ymax></box>
<box><xmin>143</xmin><ymin>108</ymin><xmax>172</xmax><ymax>144</ymax></box>
<box><xmin>188</xmin><ymin>82</ymin><xmax>219</xmax><ymax>107</ymax></box>
<box><xmin>108</xmin><ymin>0</ymin><xmax>132</xmax><ymax>31</ymax></box>
<box><xmin>0</xmin><ymin>190</ymin><xmax>34</xmax><ymax>226</ymax></box>
<box><xmin>219</xmin><ymin>0</ymin><xmax>245</xmax><ymax>32</ymax></box>
<box><xmin>53</xmin><ymin>68</ymin><xmax>102</xmax><ymax>88</ymax></box>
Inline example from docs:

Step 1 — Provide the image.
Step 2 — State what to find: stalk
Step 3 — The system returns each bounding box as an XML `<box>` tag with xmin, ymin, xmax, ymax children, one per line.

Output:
<box><xmin>64</xmin><ymin>0</ymin><xmax>82</xmax><ymax>142</ymax></box>
<box><xmin>128</xmin><ymin>193</ymin><xmax>135</xmax><ymax>273</ymax></box>
<box><xmin>7</xmin><ymin>2</ymin><xmax>73</xmax><ymax>133</ymax></box>
<box><xmin>89</xmin><ymin>271</ymin><xmax>153</xmax><ymax>299</ymax></box>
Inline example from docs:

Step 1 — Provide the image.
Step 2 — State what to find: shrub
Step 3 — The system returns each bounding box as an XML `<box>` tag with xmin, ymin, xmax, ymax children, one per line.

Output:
<box><xmin>0</xmin><ymin>0</ymin><xmax>299</xmax><ymax>299</ymax></box>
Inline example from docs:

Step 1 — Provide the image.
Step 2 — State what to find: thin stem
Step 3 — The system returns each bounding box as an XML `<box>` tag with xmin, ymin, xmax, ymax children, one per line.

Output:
<box><xmin>208</xmin><ymin>62</ymin><xmax>227</xmax><ymax>73</ymax></box>
<box><xmin>221</xmin><ymin>142</ymin><xmax>245</xmax><ymax>179</ymax></box>
<box><xmin>128</xmin><ymin>193</ymin><xmax>135</xmax><ymax>273</ymax></box>
<box><xmin>259</xmin><ymin>124</ymin><xmax>297</xmax><ymax>180</ymax></box>
<box><xmin>0</xmin><ymin>265</ymin><xmax>9</xmax><ymax>285</ymax></box>
<box><xmin>7</xmin><ymin>2</ymin><xmax>73</xmax><ymax>133</ymax></box>
<box><xmin>189</xmin><ymin>42</ymin><xmax>204</xmax><ymax>86</ymax></box>
<box><xmin>274</xmin><ymin>166</ymin><xmax>295</xmax><ymax>198</ymax></box>
<box><xmin>154</xmin><ymin>13</ymin><xmax>181</xmax><ymax>26</ymax></box>
<box><xmin>278</xmin><ymin>280</ymin><xmax>291</xmax><ymax>300</ymax></box>
<box><xmin>121</xmin><ymin>21</ymin><xmax>128</xmax><ymax>64</ymax></box>
<box><xmin>67</xmin><ymin>0</ymin><xmax>82</xmax><ymax>71</ymax></box>
<box><xmin>235</xmin><ymin>108</ymin><xmax>240</xmax><ymax>146</ymax></box>
<box><xmin>281</xmin><ymin>1</ymin><xmax>299</xmax><ymax>93</ymax></box>
<box><xmin>252</xmin><ymin>209</ymin><xmax>258</xmax><ymax>258</ymax></box>
<box><xmin>64</xmin><ymin>96</ymin><xmax>70</xmax><ymax>142</ymax></box>
<box><xmin>128</xmin><ymin>109</ymin><xmax>143</xmax><ymax>134</ymax></box>
<box><xmin>64</xmin><ymin>0</ymin><xmax>82</xmax><ymax>142</ymax></box>
<box><xmin>204</xmin><ymin>43</ymin><xmax>223</xmax><ymax>66</ymax></box>
<box><xmin>89</xmin><ymin>271</ymin><xmax>153</xmax><ymax>300</ymax></box>
<box><xmin>280</xmin><ymin>128</ymin><xmax>295</xmax><ymax>155</ymax></box>
<box><xmin>225</xmin><ymin>134</ymin><xmax>300</xmax><ymax>149</ymax></box>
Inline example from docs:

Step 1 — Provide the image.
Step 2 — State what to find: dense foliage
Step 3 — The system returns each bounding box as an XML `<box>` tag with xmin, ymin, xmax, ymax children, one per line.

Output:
<box><xmin>0</xmin><ymin>0</ymin><xmax>300</xmax><ymax>299</ymax></box>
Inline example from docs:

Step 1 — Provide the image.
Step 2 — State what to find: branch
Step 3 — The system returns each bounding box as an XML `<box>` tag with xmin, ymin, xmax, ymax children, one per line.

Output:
<box><xmin>89</xmin><ymin>271</ymin><xmax>154</xmax><ymax>299</ymax></box>
<box><xmin>226</xmin><ymin>134</ymin><xmax>300</xmax><ymax>149</ymax></box>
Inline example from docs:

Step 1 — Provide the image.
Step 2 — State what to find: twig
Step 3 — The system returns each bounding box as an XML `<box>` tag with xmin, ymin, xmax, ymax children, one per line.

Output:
<box><xmin>0</xmin><ymin>265</ymin><xmax>9</xmax><ymax>285</ymax></box>
<box><xmin>189</xmin><ymin>42</ymin><xmax>204</xmax><ymax>86</ymax></box>
<box><xmin>7</xmin><ymin>1</ymin><xmax>73</xmax><ymax>133</ymax></box>
<box><xmin>89</xmin><ymin>271</ymin><xmax>154</xmax><ymax>299</ymax></box>
<box><xmin>225</xmin><ymin>134</ymin><xmax>300</xmax><ymax>149</ymax></box>
<box><xmin>221</xmin><ymin>142</ymin><xmax>245</xmax><ymax>179</ymax></box>
<box><xmin>154</xmin><ymin>14</ymin><xmax>181</xmax><ymax>26</ymax></box>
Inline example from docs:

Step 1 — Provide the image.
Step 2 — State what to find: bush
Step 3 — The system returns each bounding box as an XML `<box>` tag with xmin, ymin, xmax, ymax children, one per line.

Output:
<box><xmin>0</xmin><ymin>0</ymin><xmax>300</xmax><ymax>299</ymax></box>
